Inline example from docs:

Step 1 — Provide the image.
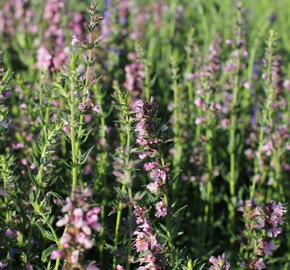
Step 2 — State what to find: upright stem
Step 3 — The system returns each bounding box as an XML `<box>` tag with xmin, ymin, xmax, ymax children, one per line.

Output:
<box><xmin>250</xmin><ymin>116</ymin><xmax>265</xmax><ymax>200</ymax></box>
<box><xmin>75</xmin><ymin>31</ymin><xmax>94</xmax><ymax>177</ymax></box>
<box><xmin>145</xmin><ymin>58</ymin><xmax>150</xmax><ymax>102</ymax></box>
<box><xmin>205</xmin><ymin>128</ymin><xmax>213</xmax><ymax>224</ymax></box>
<box><xmin>229</xmin><ymin>65</ymin><xmax>240</xmax><ymax>198</ymax></box>
<box><xmin>160</xmin><ymin>156</ymin><xmax>174</xmax><ymax>252</ymax></box>
<box><xmin>99</xmin><ymin>102</ymin><xmax>108</xmax><ymax>266</ymax></box>
<box><xmin>70</xmin><ymin>76</ymin><xmax>78</xmax><ymax>198</ymax></box>
<box><xmin>172</xmin><ymin>61</ymin><xmax>180</xmax><ymax>174</ymax></box>
<box><xmin>227</xmin><ymin>4</ymin><xmax>244</xmax><ymax>227</ymax></box>
<box><xmin>113</xmin><ymin>106</ymin><xmax>132</xmax><ymax>269</ymax></box>
<box><xmin>112</xmin><ymin>184</ymin><xmax>125</xmax><ymax>269</ymax></box>
<box><xmin>250</xmin><ymin>30</ymin><xmax>276</xmax><ymax>200</ymax></box>
<box><xmin>204</xmin><ymin>83</ymin><xmax>214</xmax><ymax>225</ymax></box>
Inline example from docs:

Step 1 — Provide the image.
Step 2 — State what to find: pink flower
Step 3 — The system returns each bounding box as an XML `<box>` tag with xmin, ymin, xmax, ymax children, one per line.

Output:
<box><xmin>144</xmin><ymin>162</ymin><xmax>158</xmax><ymax>171</ymax></box>
<box><xmin>150</xmin><ymin>168</ymin><xmax>166</xmax><ymax>181</ymax></box>
<box><xmin>133</xmin><ymin>205</ymin><xmax>164</xmax><ymax>268</ymax></box>
<box><xmin>86</xmin><ymin>265</ymin><xmax>100</xmax><ymax>270</ymax></box>
<box><xmin>71</xmin><ymin>33</ymin><xmax>80</xmax><ymax>46</ymax></box>
<box><xmin>83</xmin><ymin>238</ymin><xmax>93</xmax><ymax>249</ymax></box>
<box><xmin>92</xmin><ymin>206</ymin><xmax>101</xmax><ymax>214</ymax></box>
<box><xmin>254</xmin><ymin>259</ymin><xmax>266</xmax><ymax>270</ymax></box>
<box><xmin>71</xmin><ymin>250</ymin><xmax>80</xmax><ymax>264</ymax></box>
<box><xmin>209</xmin><ymin>253</ymin><xmax>231</xmax><ymax>270</ymax></box>
<box><xmin>194</xmin><ymin>98</ymin><xmax>205</xmax><ymax>107</ymax></box>
<box><xmin>73</xmin><ymin>208</ymin><xmax>84</xmax><ymax>228</ymax></box>
<box><xmin>56</xmin><ymin>214</ymin><xmax>69</xmax><ymax>227</ymax></box>
<box><xmin>283</xmin><ymin>79</ymin><xmax>290</xmax><ymax>90</ymax></box>
<box><xmin>261</xmin><ymin>141</ymin><xmax>273</xmax><ymax>156</ymax></box>
<box><xmin>92</xmin><ymin>105</ymin><xmax>101</xmax><ymax>113</ymax></box>
<box><xmin>36</xmin><ymin>47</ymin><xmax>52</xmax><ymax>70</ymax></box>
<box><xmin>51</xmin><ymin>250</ymin><xmax>63</xmax><ymax>260</ymax></box>
<box><xmin>4</xmin><ymin>229</ymin><xmax>15</xmax><ymax>238</ymax></box>
<box><xmin>138</xmin><ymin>151</ymin><xmax>153</xmax><ymax>159</ymax></box>
<box><xmin>264</xmin><ymin>242</ymin><xmax>276</xmax><ymax>255</ymax></box>
<box><xmin>155</xmin><ymin>201</ymin><xmax>168</xmax><ymax>218</ymax></box>
<box><xmin>146</xmin><ymin>182</ymin><xmax>160</xmax><ymax>194</ymax></box>
<box><xmin>63</xmin><ymin>125</ymin><xmax>71</xmax><ymax>133</ymax></box>
<box><xmin>82</xmin><ymin>225</ymin><xmax>92</xmax><ymax>235</ymax></box>
<box><xmin>135</xmin><ymin>232</ymin><xmax>150</xmax><ymax>252</ymax></box>
<box><xmin>272</xmin><ymin>202</ymin><xmax>287</xmax><ymax>216</ymax></box>
<box><xmin>62</xmin><ymin>198</ymin><xmax>72</xmax><ymax>212</ymax></box>
<box><xmin>60</xmin><ymin>233</ymin><xmax>72</xmax><ymax>245</ymax></box>
<box><xmin>195</xmin><ymin>116</ymin><xmax>205</xmax><ymax>125</ymax></box>
<box><xmin>54</xmin><ymin>187</ymin><xmax>101</xmax><ymax>268</ymax></box>
<box><xmin>0</xmin><ymin>261</ymin><xmax>8</xmax><ymax>268</ymax></box>
<box><xmin>26</xmin><ymin>264</ymin><xmax>33</xmax><ymax>270</ymax></box>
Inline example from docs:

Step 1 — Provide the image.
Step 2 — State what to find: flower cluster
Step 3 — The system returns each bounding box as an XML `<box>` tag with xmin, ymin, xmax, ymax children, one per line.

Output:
<box><xmin>129</xmin><ymin>1</ymin><xmax>169</xmax><ymax>41</ymax></box>
<box><xmin>244</xmin><ymin>124</ymin><xmax>290</xmax><ymax>184</ymax></box>
<box><xmin>188</xmin><ymin>37</ymin><xmax>222</xmax><ymax>81</ymax></box>
<box><xmin>100</xmin><ymin>0</ymin><xmax>131</xmax><ymax>42</ymax></box>
<box><xmin>0</xmin><ymin>0</ymin><xmax>37</xmax><ymax>36</ymax></box>
<box><xmin>101</xmin><ymin>0</ymin><xmax>167</xmax><ymax>43</ymax></box>
<box><xmin>113</xmin><ymin>147</ymin><xmax>137</xmax><ymax>186</ymax></box>
<box><xmin>240</xmin><ymin>200</ymin><xmax>287</xmax><ymax>269</ymax></box>
<box><xmin>133</xmin><ymin>98</ymin><xmax>162</xmax><ymax>148</ymax></box>
<box><xmin>124</xmin><ymin>52</ymin><xmax>145</xmax><ymax>97</ymax></box>
<box><xmin>133</xmin><ymin>98</ymin><xmax>170</xmax><ymax>217</ymax></box>
<box><xmin>133</xmin><ymin>205</ymin><xmax>164</xmax><ymax>270</ymax></box>
<box><xmin>0</xmin><ymin>52</ymin><xmax>11</xmax><ymax>130</ymax></box>
<box><xmin>37</xmin><ymin>0</ymin><xmax>68</xmax><ymax>71</ymax></box>
<box><xmin>209</xmin><ymin>253</ymin><xmax>231</xmax><ymax>270</ymax></box>
<box><xmin>51</xmin><ymin>187</ymin><xmax>101</xmax><ymax>270</ymax></box>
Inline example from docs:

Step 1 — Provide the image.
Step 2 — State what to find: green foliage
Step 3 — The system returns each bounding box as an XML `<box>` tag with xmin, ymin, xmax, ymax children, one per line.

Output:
<box><xmin>0</xmin><ymin>0</ymin><xmax>289</xmax><ymax>269</ymax></box>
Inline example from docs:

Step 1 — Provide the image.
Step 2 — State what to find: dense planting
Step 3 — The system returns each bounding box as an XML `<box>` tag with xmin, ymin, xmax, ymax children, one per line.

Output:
<box><xmin>0</xmin><ymin>0</ymin><xmax>289</xmax><ymax>269</ymax></box>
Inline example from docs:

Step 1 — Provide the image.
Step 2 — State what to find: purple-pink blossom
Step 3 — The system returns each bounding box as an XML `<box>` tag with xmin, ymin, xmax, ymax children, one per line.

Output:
<box><xmin>52</xmin><ymin>187</ymin><xmax>101</xmax><ymax>269</ymax></box>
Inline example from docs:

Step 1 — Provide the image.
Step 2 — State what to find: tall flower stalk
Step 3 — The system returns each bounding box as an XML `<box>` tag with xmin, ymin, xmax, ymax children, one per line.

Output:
<box><xmin>250</xmin><ymin>30</ymin><xmax>277</xmax><ymax>200</ymax></box>
<box><xmin>239</xmin><ymin>200</ymin><xmax>287</xmax><ymax>269</ymax></box>
<box><xmin>133</xmin><ymin>98</ymin><xmax>184</xmax><ymax>268</ymax></box>
<box><xmin>63</xmin><ymin>2</ymin><xmax>103</xmax><ymax>198</ymax></box>
<box><xmin>133</xmin><ymin>98</ymin><xmax>170</xmax><ymax>218</ymax></box>
<box><xmin>227</xmin><ymin>1</ymin><xmax>244</xmax><ymax>200</ymax></box>
<box><xmin>112</xmin><ymin>86</ymin><xmax>135</xmax><ymax>270</ymax></box>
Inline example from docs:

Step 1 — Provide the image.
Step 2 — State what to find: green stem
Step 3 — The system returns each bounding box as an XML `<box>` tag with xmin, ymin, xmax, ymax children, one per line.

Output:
<box><xmin>250</xmin><ymin>116</ymin><xmax>265</xmax><ymax>200</ymax></box>
<box><xmin>113</xmin><ymin>184</ymin><xmax>126</xmax><ymax>269</ymax></box>
<box><xmin>75</xmin><ymin>31</ymin><xmax>94</xmax><ymax>182</ymax></box>
<box><xmin>41</xmin><ymin>212</ymin><xmax>60</xmax><ymax>270</ymax></box>
<box><xmin>160</xmin><ymin>156</ymin><xmax>174</xmax><ymax>253</ymax></box>
<box><xmin>145</xmin><ymin>58</ymin><xmax>150</xmax><ymax>102</ymax></box>
<box><xmin>70</xmin><ymin>82</ymin><xmax>78</xmax><ymax>198</ymax></box>
<box><xmin>205</xmin><ymin>141</ymin><xmax>213</xmax><ymax>223</ymax></box>
<box><xmin>229</xmin><ymin>78</ymin><xmax>239</xmax><ymax>198</ymax></box>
